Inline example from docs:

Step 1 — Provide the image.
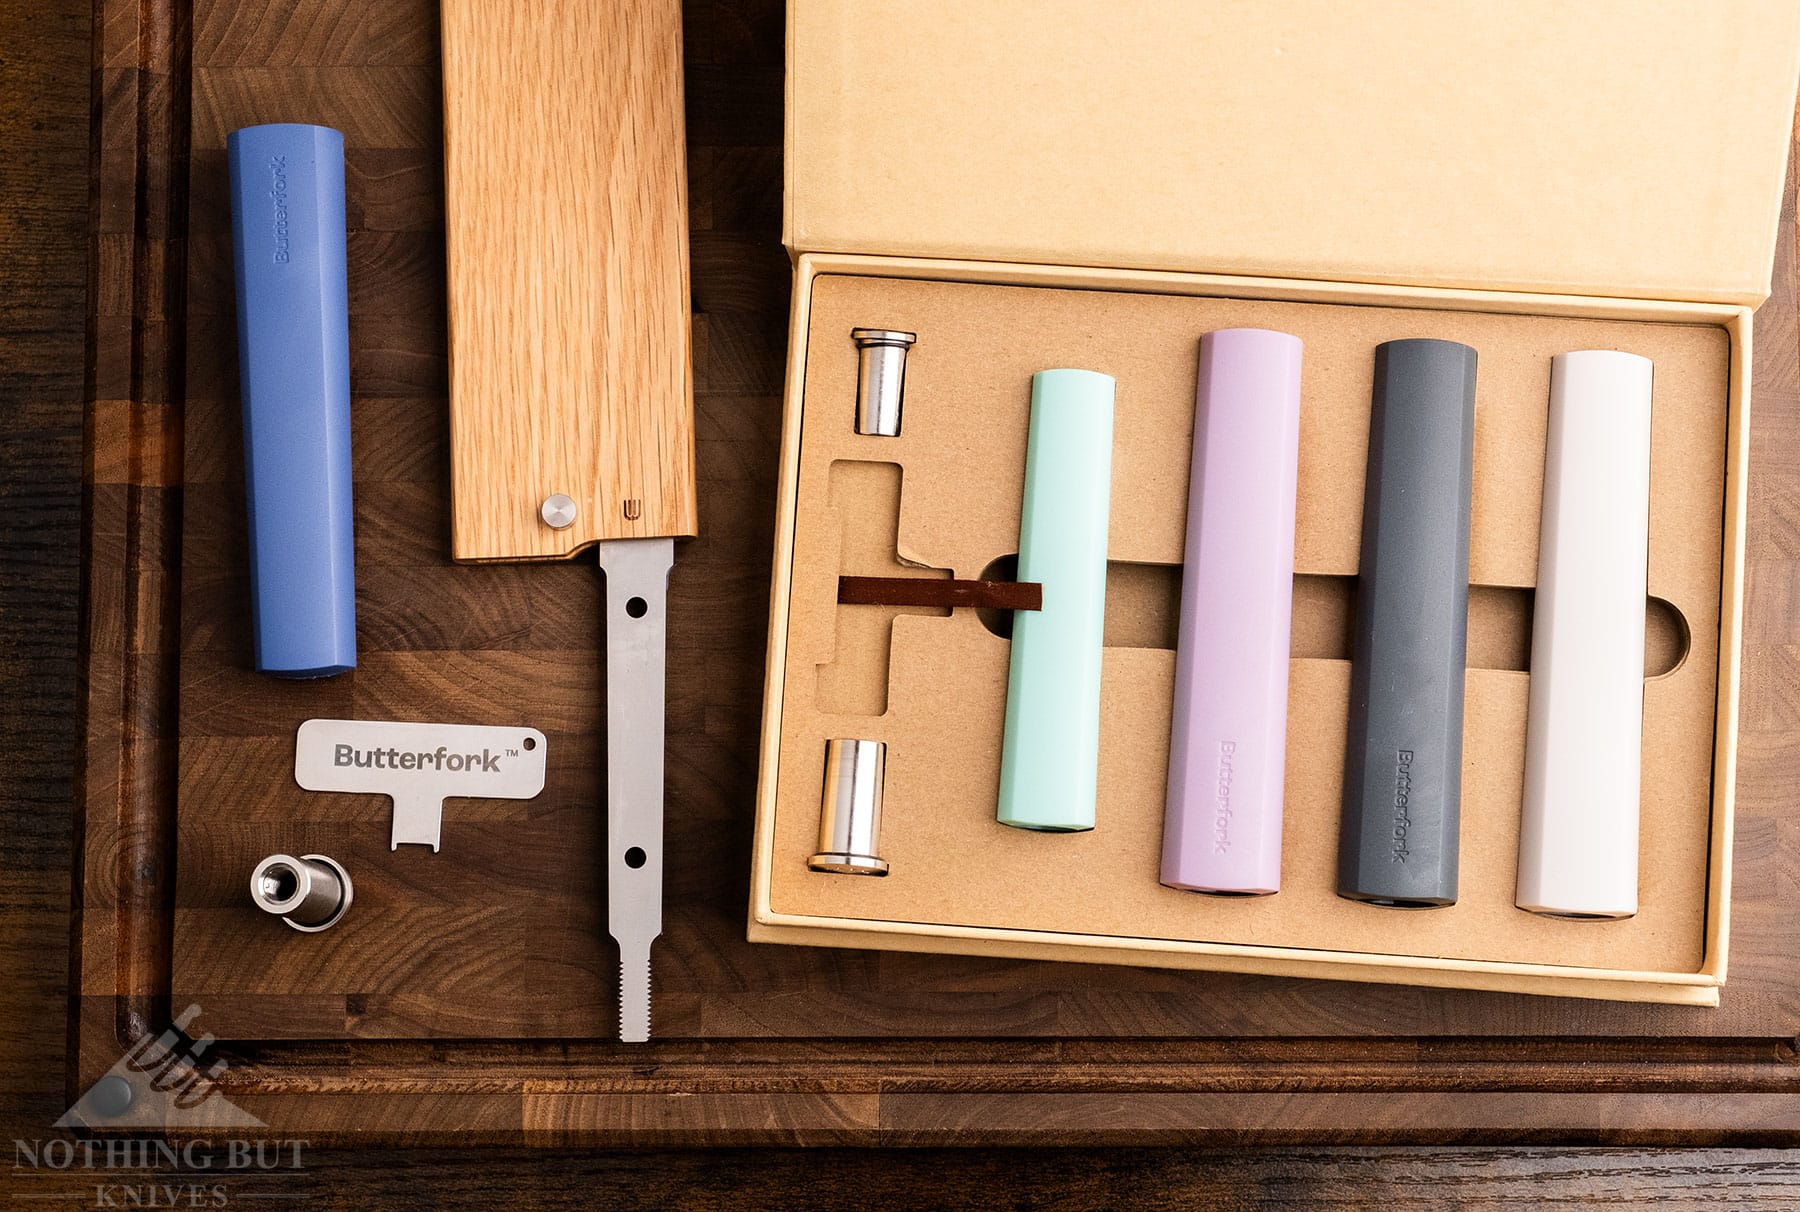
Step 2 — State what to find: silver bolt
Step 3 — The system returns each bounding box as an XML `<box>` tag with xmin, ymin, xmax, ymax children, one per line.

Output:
<box><xmin>250</xmin><ymin>853</ymin><xmax>353</xmax><ymax>932</ymax></box>
<box><xmin>851</xmin><ymin>328</ymin><xmax>916</xmax><ymax>437</ymax></box>
<box><xmin>540</xmin><ymin>493</ymin><xmax>578</xmax><ymax>530</ymax></box>
<box><xmin>810</xmin><ymin>738</ymin><xmax>890</xmax><ymax>876</ymax></box>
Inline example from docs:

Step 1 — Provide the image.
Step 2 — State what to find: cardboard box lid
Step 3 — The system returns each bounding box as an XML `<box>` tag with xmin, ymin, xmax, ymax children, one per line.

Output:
<box><xmin>787</xmin><ymin>1</ymin><xmax>1800</xmax><ymax>306</ymax></box>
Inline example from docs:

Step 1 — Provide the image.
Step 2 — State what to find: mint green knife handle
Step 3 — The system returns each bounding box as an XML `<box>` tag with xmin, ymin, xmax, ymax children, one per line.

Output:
<box><xmin>997</xmin><ymin>369</ymin><xmax>1116</xmax><ymax>831</ymax></box>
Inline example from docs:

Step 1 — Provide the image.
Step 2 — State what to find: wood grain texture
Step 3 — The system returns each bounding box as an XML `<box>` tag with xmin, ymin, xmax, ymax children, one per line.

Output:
<box><xmin>18</xmin><ymin>0</ymin><xmax>1800</xmax><ymax>1196</ymax></box>
<box><xmin>0</xmin><ymin>0</ymin><xmax>89</xmax><ymax>1144</ymax></box>
<box><xmin>442</xmin><ymin>0</ymin><xmax>698</xmax><ymax>560</ymax></box>
<box><xmin>58</xmin><ymin>0</ymin><xmax>1800</xmax><ymax>1149</ymax></box>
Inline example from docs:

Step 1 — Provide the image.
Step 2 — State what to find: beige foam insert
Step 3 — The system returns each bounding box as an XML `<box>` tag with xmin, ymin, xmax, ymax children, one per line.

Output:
<box><xmin>772</xmin><ymin>273</ymin><xmax>1726</xmax><ymax>974</ymax></box>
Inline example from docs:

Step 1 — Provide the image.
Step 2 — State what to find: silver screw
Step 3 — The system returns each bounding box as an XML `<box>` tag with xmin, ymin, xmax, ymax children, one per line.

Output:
<box><xmin>851</xmin><ymin>328</ymin><xmax>916</xmax><ymax>437</ymax></box>
<box><xmin>250</xmin><ymin>853</ymin><xmax>353</xmax><ymax>932</ymax></box>
<box><xmin>809</xmin><ymin>738</ymin><xmax>890</xmax><ymax>876</ymax></box>
<box><xmin>540</xmin><ymin>493</ymin><xmax>578</xmax><ymax>530</ymax></box>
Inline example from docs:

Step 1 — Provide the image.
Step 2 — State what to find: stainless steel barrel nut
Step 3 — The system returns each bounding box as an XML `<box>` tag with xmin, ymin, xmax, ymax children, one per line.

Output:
<box><xmin>851</xmin><ymin>328</ymin><xmax>915</xmax><ymax>437</ymax></box>
<box><xmin>809</xmin><ymin>738</ymin><xmax>889</xmax><ymax>875</ymax></box>
<box><xmin>250</xmin><ymin>853</ymin><xmax>353</xmax><ymax>931</ymax></box>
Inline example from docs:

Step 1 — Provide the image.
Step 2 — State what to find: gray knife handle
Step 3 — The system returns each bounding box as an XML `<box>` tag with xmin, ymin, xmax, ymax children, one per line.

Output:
<box><xmin>1338</xmin><ymin>338</ymin><xmax>1477</xmax><ymax>908</ymax></box>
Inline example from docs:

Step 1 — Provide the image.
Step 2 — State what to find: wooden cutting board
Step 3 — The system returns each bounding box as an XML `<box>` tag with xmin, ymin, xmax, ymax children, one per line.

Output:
<box><xmin>441</xmin><ymin>0</ymin><xmax>697</xmax><ymax>561</ymax></box>
<box><xmin>72</xmin><ymin>0</ymin><xmax>1800</xmax><ymax>1149</ymax></box>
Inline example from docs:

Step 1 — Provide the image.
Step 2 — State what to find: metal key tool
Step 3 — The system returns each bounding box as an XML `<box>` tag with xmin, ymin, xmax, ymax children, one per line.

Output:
<box><xmin>441</xmin><ymin>0</ymin><xmax>696</xmax><ymax>1042</ymax></box>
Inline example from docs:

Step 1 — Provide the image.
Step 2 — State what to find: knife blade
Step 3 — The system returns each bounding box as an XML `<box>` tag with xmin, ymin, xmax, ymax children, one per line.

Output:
<box><xmin>596</xmin><ymin>537</ymin><xmax>673</xmax><ymax>1043</ymax></box>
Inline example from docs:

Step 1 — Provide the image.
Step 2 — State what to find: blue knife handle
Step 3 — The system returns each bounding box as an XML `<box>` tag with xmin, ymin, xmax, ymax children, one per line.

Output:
<box><xmin>227</xmin><ymin>123</ymin><xmax>356</xmax><ymax>677</ymax></box>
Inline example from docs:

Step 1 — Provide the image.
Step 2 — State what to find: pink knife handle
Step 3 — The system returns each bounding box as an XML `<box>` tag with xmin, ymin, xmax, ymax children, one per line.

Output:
<box><xmin>1161</xmin><ymin>328</ymin><xmax>1303</xmax><ymax>895</ymax></box>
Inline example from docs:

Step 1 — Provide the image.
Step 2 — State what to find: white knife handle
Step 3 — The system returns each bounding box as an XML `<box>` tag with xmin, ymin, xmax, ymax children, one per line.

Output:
<box><xmin>1517</xmin><ymin>350</ymin><xmax>1653</xmax><ymax>919</ymax></box>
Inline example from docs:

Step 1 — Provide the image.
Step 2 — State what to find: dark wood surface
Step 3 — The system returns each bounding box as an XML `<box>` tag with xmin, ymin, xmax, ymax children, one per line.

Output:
<box><xmin>6</xmin><ymin>0</ymin><xmax>1800</xmax><ymax>1200</ymax></box>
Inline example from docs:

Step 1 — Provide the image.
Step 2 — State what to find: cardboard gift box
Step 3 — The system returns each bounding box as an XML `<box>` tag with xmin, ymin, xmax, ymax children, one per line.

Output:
<box><xmin>747</xmin><ymin>0</ymin><xmax>1800</xmax><ymax>1004</ymax></box>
